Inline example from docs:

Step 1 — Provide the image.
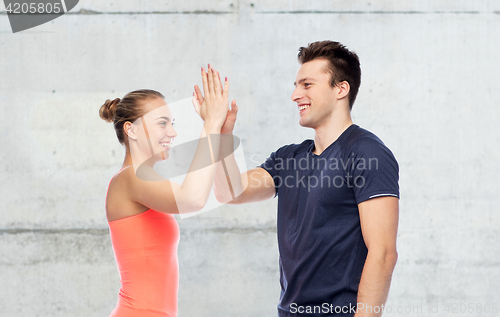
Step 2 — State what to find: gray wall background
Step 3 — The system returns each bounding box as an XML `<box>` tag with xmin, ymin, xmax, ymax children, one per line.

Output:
<box><xmin>1</xmin><ymin>1</ymin><xmax>499</xmax><ymax>316</ymax></box>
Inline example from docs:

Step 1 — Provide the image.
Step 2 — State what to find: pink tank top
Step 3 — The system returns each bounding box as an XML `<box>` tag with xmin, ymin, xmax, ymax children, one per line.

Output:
<box><xmin>106</xmin><ymin>170</ymin><xmax>180</xmax><ymax>317</ymax></box>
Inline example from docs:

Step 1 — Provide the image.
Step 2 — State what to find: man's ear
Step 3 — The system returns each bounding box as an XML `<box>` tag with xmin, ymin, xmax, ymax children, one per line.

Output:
<box><xmin>336</xmin><ymin>81</ymin><xmax>350</xmax><ymax>101</ymax></box>
<box><xmin>124</xmin><ymin>121</ymin><xmax>138</xmax><ymax>141</ymax></box>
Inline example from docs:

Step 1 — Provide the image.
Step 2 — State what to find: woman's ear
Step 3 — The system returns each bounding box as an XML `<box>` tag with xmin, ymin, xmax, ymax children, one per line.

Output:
<box><xmin>124</xmin><ymin>121</ymin><xmax>138</xmax><ymax>141</ymax></box>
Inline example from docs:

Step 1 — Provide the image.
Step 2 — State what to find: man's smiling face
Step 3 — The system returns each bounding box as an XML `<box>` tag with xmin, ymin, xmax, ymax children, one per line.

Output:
<box><xmin>291</xmin><ymin>58</ymin><xmax>340</xmax><ymax>129</ymax></box>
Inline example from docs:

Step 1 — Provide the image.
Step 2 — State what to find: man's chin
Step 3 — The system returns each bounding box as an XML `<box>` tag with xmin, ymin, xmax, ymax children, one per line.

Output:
<box><xmin>299</xmin><ymin>119</ymin><xmax>313</xmax><ymax>128</ymax></box>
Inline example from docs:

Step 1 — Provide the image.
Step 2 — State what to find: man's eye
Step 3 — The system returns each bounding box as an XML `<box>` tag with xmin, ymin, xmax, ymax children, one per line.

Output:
<box><xmin>304</xmin><ymin>83</ymin><xmax>311</xmax><ymax>87</ymax></box>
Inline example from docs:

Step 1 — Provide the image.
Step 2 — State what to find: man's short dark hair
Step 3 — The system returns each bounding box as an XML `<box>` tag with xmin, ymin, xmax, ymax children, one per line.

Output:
<box><xmin>297</xmin><ymin>41</ymin><xmax>361</xmax><ymax>109</ymax></box>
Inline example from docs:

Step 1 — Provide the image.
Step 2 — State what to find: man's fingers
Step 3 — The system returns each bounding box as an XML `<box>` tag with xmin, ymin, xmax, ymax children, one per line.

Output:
<box><xmin>230</xmin><ymin>101</ymin><xmax>238</xmax><ymax>120</ymax></box>
<box><xmin>230</xmin><ymin>100</ymin><xmax>238</xmax><ymax>114</ymax></box>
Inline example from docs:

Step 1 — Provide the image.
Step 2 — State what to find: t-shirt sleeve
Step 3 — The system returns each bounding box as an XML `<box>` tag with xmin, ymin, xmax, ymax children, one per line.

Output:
<box><xmin>259</xmin><ymin>146</ymin><xmax>286</xmax><ymax>197</ymax></box>
<box><xmin>350</xmin><ymin>138</ymin><xmax>400</xmax><ymax>204</ymax></box>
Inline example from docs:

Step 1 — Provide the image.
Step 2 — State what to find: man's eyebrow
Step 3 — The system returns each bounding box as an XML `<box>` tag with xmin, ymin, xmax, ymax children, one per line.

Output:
<box><xmin>293</xmin><ymin>77</ymin><xmax>316</xmax><ymax>86</ymax></box>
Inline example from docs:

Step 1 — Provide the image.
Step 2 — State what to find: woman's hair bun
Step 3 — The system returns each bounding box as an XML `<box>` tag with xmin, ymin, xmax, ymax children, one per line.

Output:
<box><xmin>99</xmin><ymin>98</ymin><xmax>120</xmax><ymax>122</ymax></box>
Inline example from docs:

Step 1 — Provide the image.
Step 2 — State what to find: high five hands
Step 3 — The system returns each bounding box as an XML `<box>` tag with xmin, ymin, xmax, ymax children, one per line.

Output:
<box><xmin>193</xmin><ymin>64</ymin><xmax>238</xmax><ymax>134</ymax></box>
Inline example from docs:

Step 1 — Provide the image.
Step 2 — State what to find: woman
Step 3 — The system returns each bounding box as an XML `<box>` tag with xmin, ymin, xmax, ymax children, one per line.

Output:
<box><xmin>100</xmin><ymin>66</ymin><xmax>233</xmax><ymax>316</ymax></box>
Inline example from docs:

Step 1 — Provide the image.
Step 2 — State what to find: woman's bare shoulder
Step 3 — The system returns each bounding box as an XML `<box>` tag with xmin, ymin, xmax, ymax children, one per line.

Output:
<box><xmin>106</xmin><ymin>166</ymin><xmax>148</xmax><ymax>222</ymax></box>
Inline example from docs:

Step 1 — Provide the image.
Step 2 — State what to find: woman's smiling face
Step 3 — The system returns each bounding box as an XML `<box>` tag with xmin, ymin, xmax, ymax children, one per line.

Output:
<box><xmin>134</xmin><ymin>97</ymin><xmax>177</xmax><ymax>161</ymax></box>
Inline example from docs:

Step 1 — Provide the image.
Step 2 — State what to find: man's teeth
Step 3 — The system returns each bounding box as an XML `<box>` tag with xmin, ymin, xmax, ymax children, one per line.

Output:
<box><xmin>299</xmin><ymin>104</ymin><xmax>310</xmax><ymax>111</ymax></box>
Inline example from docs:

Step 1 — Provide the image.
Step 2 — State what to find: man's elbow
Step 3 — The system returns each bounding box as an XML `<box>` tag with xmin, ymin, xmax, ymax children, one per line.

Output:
<box><xmin>214</xmin><ymin>192</ymin><xmax>243</xmax><ymax>205</ymax></box>
<box><xmin>214</xmin><ymin>189</ymin><xmax>232</xmax><ymax>204</ymax></box>
<box><xmin>213</xmin><ymin>181</ymin><xmax>230</xmax><ymax>202</ymax></box>
<box><xmin>214</xmin><ymin>184</ymin><xmax>246</xmax><ymax>205</ymax></box>
<box><xmin>387</xmin><ymin>250</ymin><xmax>398</xmax><ymax>269</ymax></box>
<box><xmin>386</xmin><ymin>250</ymin><xmax>398</xmax><ymax>271</ymax></box>
<box><xmin>368</xmin><ymin>248</ymin><xmax>398</xmax><ymax>270</ymax></box>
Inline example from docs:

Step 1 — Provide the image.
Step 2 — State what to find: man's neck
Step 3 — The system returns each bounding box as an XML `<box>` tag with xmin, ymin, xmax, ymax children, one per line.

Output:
<box><xmin>312</xmin><ymin>111</ymin><xmax>353</xmax><ymax>155</ymax></box>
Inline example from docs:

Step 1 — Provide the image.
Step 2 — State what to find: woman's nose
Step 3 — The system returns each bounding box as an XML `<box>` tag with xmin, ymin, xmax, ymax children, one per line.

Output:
<box><xmin>169</xmin><ymin>127</ymin><xmax>178</xmax><ymax>138</ymax></box>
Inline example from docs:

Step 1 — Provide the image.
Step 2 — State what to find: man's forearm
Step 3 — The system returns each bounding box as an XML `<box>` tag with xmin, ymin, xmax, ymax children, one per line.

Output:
<box><xmin>354</xmin><ymin>250</ymin><xmax>398</xmax><ymax>317</ymax></box>
<box><xmin>213</xmin><ymin>132</ymin><xmax>245</xmax><ymax>203</ymax></box>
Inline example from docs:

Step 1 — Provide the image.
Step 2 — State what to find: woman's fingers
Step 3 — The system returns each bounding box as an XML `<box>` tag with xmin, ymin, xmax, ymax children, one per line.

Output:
<box><xmin>217</xmin><ymin>71</ymin><xmax>225</xmax><ymax>96</ymax></box>
<box><xmin>223</xmin><ymin>76</ymin><xmax>229</xmax><ymax>99</ymax></box>
<box><xmin>201</xmin><ymin>67</ymin><xmax>209</xmax><ymax>97</ymax></box>
<box><xmin>199</xmin><ymin>64</ymin><xmax>229</xmax><ymax>126</ymax></box>
<box><xmin>207</xmin><ymin>64</ymin><xmax>214</xmax><ymax>95</ymax></box>
<box><xmin>201</xmin><ymin>65</ymin><xmax>226</xmax><ymax>98</ymax></box>
<box><xmin>194</xmin><ymin>85</ymin><xmax>205</xmax><ymax>105</ymax></box>
<box><xmin>192</xmin><ymin>92</ymin><xmax>201</xmax><ymax>116</ymax></box>
<box><xmin>217</xmin><ymin>71</ymin><xmax>224</xmax><ymax>94</ymax></box>
<box><xmin>212</xmin><ymin>68</ymin><xmax>221</xmax><ymax>96</ymax></box>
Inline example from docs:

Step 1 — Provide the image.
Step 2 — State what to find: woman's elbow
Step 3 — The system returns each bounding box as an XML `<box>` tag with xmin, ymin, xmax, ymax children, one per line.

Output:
<box><xmin>176</xmin><ymin>195</ymin><xmax>207</xmax><ymax>213</ymax></box>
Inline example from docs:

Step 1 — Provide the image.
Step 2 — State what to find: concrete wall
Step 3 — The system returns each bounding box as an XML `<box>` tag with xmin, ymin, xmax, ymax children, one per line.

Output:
<box><xmin>1</xmin><ymin>1</ymin><xmax>499</xmax><ymax>316</ymax></box>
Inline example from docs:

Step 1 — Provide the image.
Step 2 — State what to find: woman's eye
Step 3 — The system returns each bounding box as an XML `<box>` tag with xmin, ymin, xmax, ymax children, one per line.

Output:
<box><xmin>159</xmin><ymin>122</ymin><xmax>167</xmax><ymax>126</ymax></box>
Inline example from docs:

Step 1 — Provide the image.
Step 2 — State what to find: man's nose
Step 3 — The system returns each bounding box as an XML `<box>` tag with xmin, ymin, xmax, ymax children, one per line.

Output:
<box><xmin>291</xmin><ymin>87</ymin><xmax>302</xmax><ymax>102</ymax></box>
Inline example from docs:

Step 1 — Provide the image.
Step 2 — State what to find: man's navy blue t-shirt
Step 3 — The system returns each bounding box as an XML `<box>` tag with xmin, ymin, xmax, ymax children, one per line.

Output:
<box><xmin>259</xmin><ymin>124</ymin><xmax>399</xmax><ymax>316</ymax></box>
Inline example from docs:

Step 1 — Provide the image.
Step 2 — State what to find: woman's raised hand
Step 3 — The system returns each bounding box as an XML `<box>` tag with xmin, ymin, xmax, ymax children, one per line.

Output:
<box><xmin>193</xmin><ymin>65</ymin><xmax>229</xmax><ymax>129</ymax></box>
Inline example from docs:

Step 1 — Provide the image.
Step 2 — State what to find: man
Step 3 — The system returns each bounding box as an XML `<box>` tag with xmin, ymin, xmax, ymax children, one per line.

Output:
<box><xmin>195</xmin><ymin>41</ymin><xmax>399</xmax><ymax>317</ymax></box>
